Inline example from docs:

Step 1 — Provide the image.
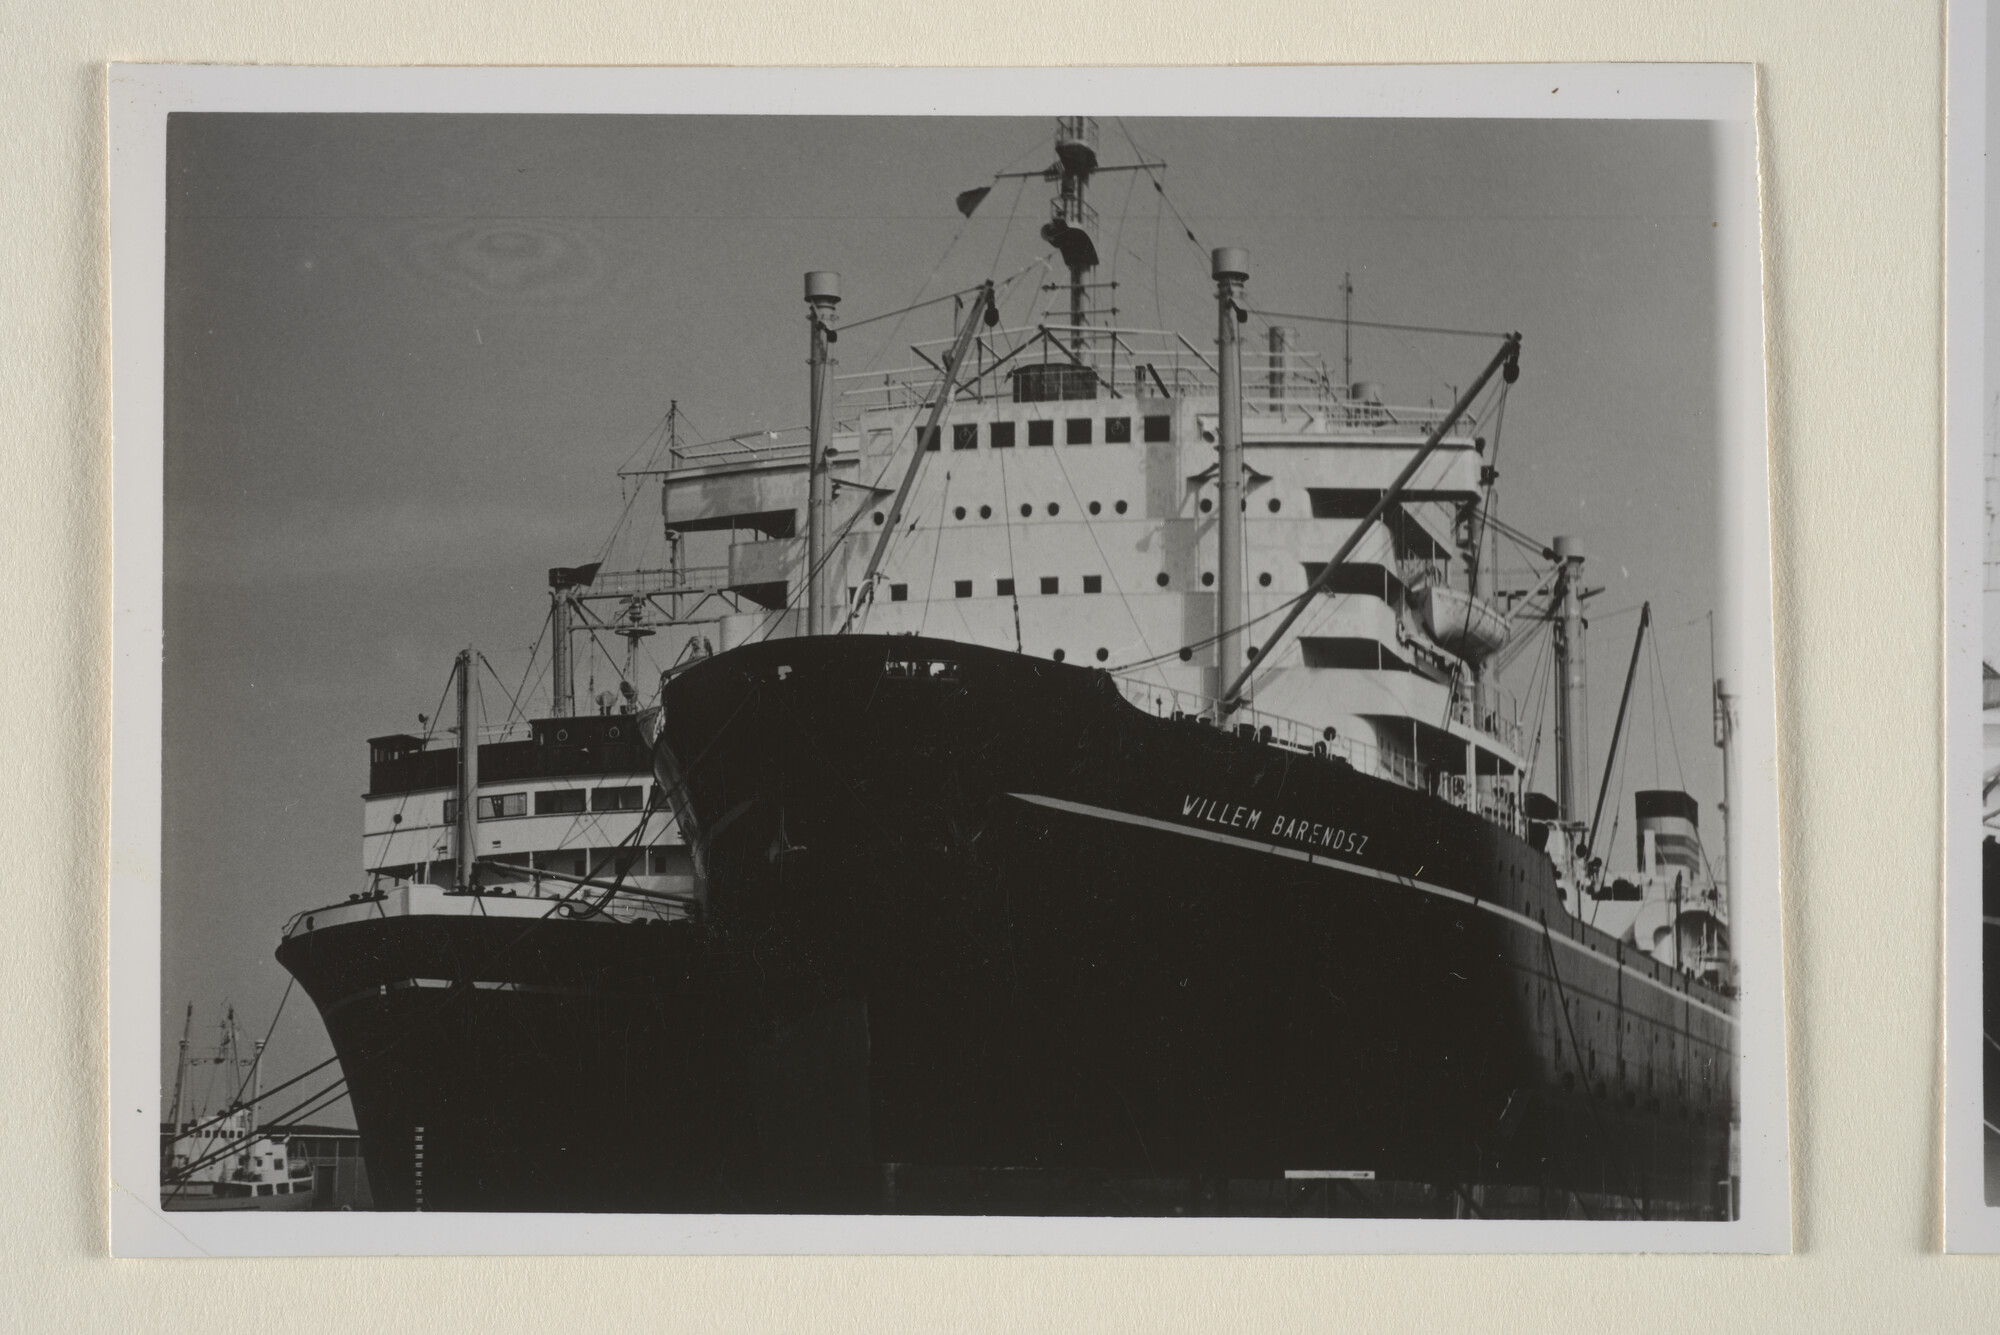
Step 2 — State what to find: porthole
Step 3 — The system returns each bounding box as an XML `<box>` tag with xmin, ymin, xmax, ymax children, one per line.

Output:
<box><xmin>557</xmin><ymin>729</ymin><xmax>569</xmax><ymax>741</ymax></box>
<box><xmin>1088</xmin><ymin>501</ymin><xmax>1102</xmax><ymax>515</ymax></box>
<box><xmin>1095</xmin><ymin>648</ymin><xmax>1109</xmax><ymax>663</ymax></box>
<box><xmin>1053</xmin><ymin>648</ymin><xmax>1066</xmax><ymax>662</ymax></box>
<box><xmin>979</xmin><ymin>504</ymin><xmax>993</xmax><ymax>519</ymax></box>
<box><xmin>873</xmin><ymin>512</ymin><xmax>885</xmax><ymax>526</ymax></box>
<box><xmin>1155</xmin><ymin>572</ymin><xmax>1170</xmax><ymax>588</ymax></box>
<box><xmin>1201</xmin><ymin>572</ymin><xmax>1215</xmax><ymax>587</ymax></box>
<box><xmin>954</xmin><ymin>506</ymin><xmax>967</xmax><ymax>521</ymax></box>
<box><xmin>608</xmin><ymin>726</ymin><xmax>621</xmax><ymax>739</ymax></box>
<box><xmin>1047</xmin><ymin>502</ymin><xmax>1061</xmax><ymax>516</ymax></box>
<box><xmin>1246</xmin><ymin>645</ymin><xmax>1259</xmax><ymax>660</ymax></box>
<box><xmin>1020</xmin><ymin>503</ymin><xmax>1032</xmax><ymax>518</ymax></box>
<box><xmin>1114</xmin><ymin>500</ymin><xmax>1128</xmax><ymax>514</ymax></box>
<box><xmin>1268</xmin><ymin>497</ymin><xmax>1281</xmax><ymax>513</ymax></box>
<box><xmin>1258</xmin><ymin>572</ymin><xmax>1272</xmax><ymax>587</ymax></box>
<box><xmin>1199</xmin><ymin>498</ymin><xmax>1214</xmax><ymax>513</ymax></box>
<box><xmin>1178</xmin><ymin>647</ymin><xmax>1193</xmax><ymax>662</ymax></box>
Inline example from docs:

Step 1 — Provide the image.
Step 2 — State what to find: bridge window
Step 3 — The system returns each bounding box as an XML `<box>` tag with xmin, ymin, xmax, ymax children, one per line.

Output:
<box><xmin>1083</xmin><ymin>575</ymin><xmax>1103</xmax><ymax>594</ymax></box>
<box><xmin>990</xmin><ymin>421</ymin><xmax>1016</xmax><ymax>449</ymax></box>
<box><xmin>1041</xmin><ymin>577</ymin><xmax>1060</xmax><ymax>595</ymax></box>
<box><xmin>1143</xmin><ymin>414</ymin><xmax>1172</xmax><ymax>442</ymax></box>
<box><xmin>1299</xmin><ymin>637</ymin><xmax>1418</xmax><ymax>673</ymax></box>
<box><xmin>954</xmin><ymin>580</ymin><xmax>973</xmax><ymax>598</ymax></box>
<box><xmin>921</xmin><ymin>426</ymin><xmax>941</xmax><ymax>452</ymax></box>
<box><xmin>592</xmin><ymin>786</ymin><xmax>643</xmax><ymax>812</ymax></box>
<box><xmin>1066</xmin><ymin>418</ymin><xmax>1093</xmax><ymax>445</ymax></box>
<box><xmin>953</xmin><ymin>423</ymin><xmax>979</xmax><ymax>451</ymax></box>
<box><xmin>890</xmin><ymin>584</ymin><xmax>909</xmax><ymax>602</ymax></box>
<box><xmin>535</xmin><ymin>790</ymin><xmax>587</xmax><ymax>816</ymax></box>
<box><xmin>997</xmin><ymin>578</ymin><xmax>1016</xmax><ymax>596</ymax></box>
<box><xmin>1028</xmin><ymin>420</ymin><xmax>1054</xmax><ymax>447</ymax></box>
<box><xmin>1105</xmin><ymin>416</ymin><xmax>1132</xmax><ymax>443</ymax></box>
<box><xmin>444</xmin><ymin>792</ymin><xmax>526</xmax><ymax>821</ymax></box>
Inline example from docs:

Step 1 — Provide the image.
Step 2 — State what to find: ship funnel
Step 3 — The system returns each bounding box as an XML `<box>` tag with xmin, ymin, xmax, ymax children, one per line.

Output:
<box><xmin>1635</xmin><ymin>789</ymin><xmax>1701</xmax><ymax>878</ymax></box>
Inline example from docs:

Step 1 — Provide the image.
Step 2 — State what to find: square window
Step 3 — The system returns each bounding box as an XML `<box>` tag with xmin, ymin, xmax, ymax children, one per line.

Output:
<box><xmin>535</xmin><ymin>789</ymin><xmax>587</xmax><ymax>816</ymax></box>
<box><xmin>954</xmin><ymin>579</ymin><xmax>973</xmax><ymax>598</ymax></box>
<box><xmin>1083</xmin><ymin>575</ymin><xmax>1103</xmax><ymax>594</ymax></box>
<box><xmin>1143</xmin><ymin>414</ymin><xmax>1172</xmax><ymax>442</ymax></box>
<box><xmin>592</xmin><ymin>785</ymin><xmax>643</xmax><ymax>812</ymax></box>
<box><xmin>890</xmin><ymin>584</ymin><xmax>909</xmax><ymax>602</ymax></box>
<box><xmin>1028</xmin><ymin>419</ymin><xmax>1054</xmax><ymax>447</ymax></box>
<box><xmin>1066</xmin><ymin>418</ymin><xmax>1092</xmax><ymax>445</ymax></box>
<box><xmin>990</xmin><ymin>421</ymin><xmax>1016</xmax><ymax>449</ymax></box>
<box><xmin>1040</xmin><ymin>576</ymin><xmax>1060</xmax><ymax>595</ymax></box>
<box><xmin>477</xmin><ymin>792</ymin><xmax>526</xmax><ymax>819</ymax></box>
<box><xmin>953</xmin><ymin>423</ymin><xmax>979</xmax><ymax>451</ymax></box>
<box><xmin>921</xmin><ymin>426</ymin><xmax>941</xmax><ymax>452</ymax></box>
<box><xmin>1104</xmin><ymin>416</ymin><xmax>1132</xmax><ymax>443</ymax></box>
<box><xmin>997</xmin><ymin>578</ymin><xmax>1016</xmax><ymax>596</ymax></box>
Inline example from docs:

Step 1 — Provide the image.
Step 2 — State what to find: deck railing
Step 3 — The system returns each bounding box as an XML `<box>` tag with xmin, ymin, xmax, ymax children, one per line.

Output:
<box><xmin>832</xmin><ymin>328</ymin><xmax>1476</xmax><ymax>440</ymax></box>
<box><xmin>1111</xmin><ymin>673</ymin><xmax>1524</xmax><ymax>837</ymax></box>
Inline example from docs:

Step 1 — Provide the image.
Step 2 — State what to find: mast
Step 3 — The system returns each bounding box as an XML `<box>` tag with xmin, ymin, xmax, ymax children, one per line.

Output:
<box><xmin>250</xmin><ymin>1039</ymin><xmax>266</xmax><ymax>1134</ymax></box>
<box><xmin>1715</xmin><ymin>670</ymin><xmax>1738</xmax><ymax>938</ymax></box>
<box><xmin>454</xmin><ymin>648</ymin><xmax>478</xmax><ymax>892</ymax></box>
<box><xmin>1212</xmin><ymin>248</ymin><xmax>1249</xmax><ymax>710</ymax></box>
<box><xmin>168</xmin><ymin>1002</ymin><xmax>192</xmax><ymax>1134</ymax></box>
<box><xmin>1551</xmin><ymin>536</ymin><xmax>1589</xmax><ymax>839</ymax></box>
<box><xmin>1587</xmin><ymin>601</ymin><xmax>1650</xmax><ymax>860</ymax></box>
<box><xmin>805</xmin><ymin>271</ymin><xmax>841</xmax><ymax>636</ymax></box>
<box><xmin>1046</xmin><ymin>118</ymin><xmax>1101</xmax><ymax>353</ymax></box>
<box><xmin>1341</xmin><ymin>271</ymin><xmax>1354</xmax><ymax>390</ymax></box>
<box><xmin>547</xmin><ymin>562</ymin><xmax>600</xmax><ymax>716</ymax></box>
<box><xmin>549</xmin><ymin>579</ymin><xmax>573</xmax><ymax>717</ymax></box>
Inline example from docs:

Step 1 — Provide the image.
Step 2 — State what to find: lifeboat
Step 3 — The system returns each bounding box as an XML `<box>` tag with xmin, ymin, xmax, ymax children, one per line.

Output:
<box><xmin>1413</xmin><ymin>584</ymin><xmax>1510</xmax><ymax>663</ymax></box>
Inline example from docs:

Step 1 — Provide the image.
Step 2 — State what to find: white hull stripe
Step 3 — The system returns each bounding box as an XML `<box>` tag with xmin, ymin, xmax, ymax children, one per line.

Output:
<box><xmin>1007</xmin><ymin>792</ymin><xmax>1737</xmax><ymax>1028</ymax></box>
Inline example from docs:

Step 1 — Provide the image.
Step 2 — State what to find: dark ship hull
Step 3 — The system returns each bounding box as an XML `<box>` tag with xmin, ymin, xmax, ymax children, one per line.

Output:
<box><xmin>649</xmin><ymin>634</ymin><xmax>1735</xmax><ymax>1216</ymax></box>
<box><xmin>277</xmin><ymin>633</ymin><xmax>1736</xmax><ymax>1215</ymax></box>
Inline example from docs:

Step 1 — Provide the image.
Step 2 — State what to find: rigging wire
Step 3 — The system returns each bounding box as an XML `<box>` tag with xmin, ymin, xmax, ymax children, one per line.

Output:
<box><xmin>1246</xmin><ymin>307</ymin><xmax>1512</xmax><ymax>341</ymax></box>
<box><xmin>840</xmin><ymin>282</ymin><xmax>1005</xmax><ymax>333</ymax></box>
<box><xmin>916</xmin><ymin>464</ymin><xmax>955</xmax><ymax>636</ymax></box>
<box><xmin>1467</xmin><ymin>382</ymin><xmax>1510</xmax><ymax>595</ymax></box>
<box><xmin>478</xmin><ymin>652</ymin><xmax>528</xmax><ymax>733</ymax></box>
<box><xmin>1045</xmin><ymin>436</ymin><xmax>1157</xmax><ymax>662</ymax></box>
<box><xmin>1115</xmin><ymin>119</ymin><xmax>1213</xmax><ymax>266</ymax></box>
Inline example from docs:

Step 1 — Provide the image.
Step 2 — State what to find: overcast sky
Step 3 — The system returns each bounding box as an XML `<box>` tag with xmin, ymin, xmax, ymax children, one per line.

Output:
<box><xmin>162</xmin><ymin>113</ymin><xmax>1731</xmax><ymax>1117</ymax></box>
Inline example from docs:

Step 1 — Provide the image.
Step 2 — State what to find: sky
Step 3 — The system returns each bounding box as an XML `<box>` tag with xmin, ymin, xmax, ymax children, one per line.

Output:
<box><xmin>162</xmin><ymin>113</ymin><xmax>1732</xmax><ymax>1119</ymax></box>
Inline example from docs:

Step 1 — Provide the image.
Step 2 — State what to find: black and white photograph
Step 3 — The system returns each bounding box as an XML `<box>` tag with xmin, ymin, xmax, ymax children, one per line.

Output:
<box><xmin>109</xmin><ymin>65</ymin><xmax>1785</xmax><ymax>1254</ymax></box>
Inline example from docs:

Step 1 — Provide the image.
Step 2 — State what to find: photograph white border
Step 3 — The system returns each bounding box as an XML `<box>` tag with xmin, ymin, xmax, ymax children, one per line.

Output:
<box><xmin>1944</xmin><ymin>0</ymin><xmax>1995</xmax><ymax>1253</ymax></box>
<box><xmin>108</xmin><ymin>61</ymin><xmax>1787</xmax><ymax>1256</ymax></box>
